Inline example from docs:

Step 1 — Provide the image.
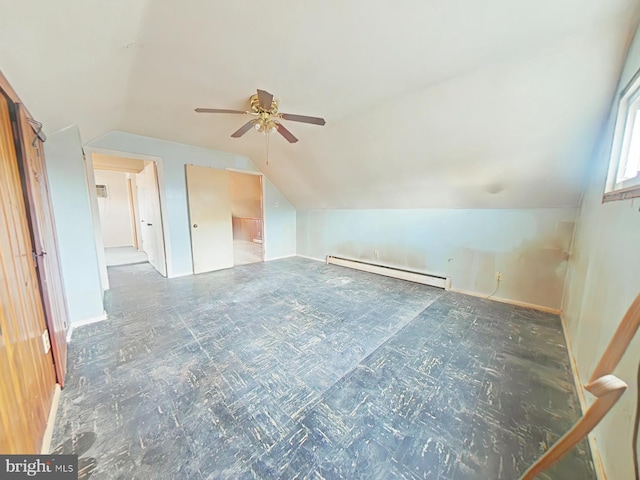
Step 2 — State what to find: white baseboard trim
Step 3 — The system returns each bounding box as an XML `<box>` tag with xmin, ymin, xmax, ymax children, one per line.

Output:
<box><xmin>265</xmin><ymin>254</ymin><xmax>296</xmax><ymax>261</ymax></box>
<box><xmin>67</xmin><ymin>312</ymin><xmax>107</xmax><ymax>342</ymax></box>
<box><xmin>41</xmin><ymin>384</ymin><xmax>61</xmax><ymax>454</ymax></box>
<box><xmin>449</xmin><ymin>288</ymin><xmax>562</xmax><ymax>315</ymax></box>
<box><xmin>327</xmin><ymin>255</ymin><xmax>449</xmax><ymax>289</ymax></box>
<box><xmin>560</xmin><ymin>315</ymin><xmax>606</xmax><ymax>480</ymax></box>
<box><xmin>295</xmin><ymin>254</ymin><xmax>325</xmax><ymax>263</ymax></box>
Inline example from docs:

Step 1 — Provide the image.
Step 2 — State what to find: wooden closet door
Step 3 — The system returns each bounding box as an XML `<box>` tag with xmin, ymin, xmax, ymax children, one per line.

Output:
<box><xmin>0</xmin><ymin>93</ymin><xmax>56</xmax><ymax>454</ymax></box>
<box><xmin>15</xmin><ymin>105</ymin><xmax>69</xmax><ymax>386</ymax></box>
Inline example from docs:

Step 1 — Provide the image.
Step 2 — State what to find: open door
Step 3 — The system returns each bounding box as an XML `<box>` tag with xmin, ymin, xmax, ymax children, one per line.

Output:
<box><xmin>186</xmin><ymin>165</ymin><xmax>234</xmax><ymax>274</ymax></box>
<box><xmin>15</xmin><ymin>105</ymin><xmax>69</xmax><ymax>386</ymax></box>
<box><xmin>136</xmin><ymin>161</ymin><xmax>166</xmax><ymax>276</ymax></box>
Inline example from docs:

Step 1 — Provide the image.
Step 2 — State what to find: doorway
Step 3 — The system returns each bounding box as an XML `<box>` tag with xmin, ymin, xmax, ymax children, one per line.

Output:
<box><xmin>186</xmin><ymin>166</ymin><xmax>264</xmax><ymax>274</ymax></box>
<box><xmin>90</xmin><ymin>153</ymin><xmax>167</xmax><ymax>278</ymax></box>
<box><xmin>229</xmin><ymin>170</ymin><xmax>264</xmax><ymax>266</ymax></box>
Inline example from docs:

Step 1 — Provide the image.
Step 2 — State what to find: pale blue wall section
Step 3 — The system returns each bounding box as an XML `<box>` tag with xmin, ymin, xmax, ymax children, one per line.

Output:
<box><xmin>562</xmin><ymin>23</ymin><xmax>640</xmax><ymax>480</ymax></box>
<box><xmin>297</xmin><ymin>208</ymin><xmax>577</xmax><ymax>310</ymax></box>
<box><xmin>44</xmin><ymin>126</ymin><xmax>104</xmax><ymax>323</ymax></box>
<box><xmin>263</xmin><ymin>179</ymin><xmax>296</xmax><ymax>260</ymax></box>
<box><xmin>88</xmin><ymin>131</ymin><xmax>296</xmax><ymax>275</ymax></box>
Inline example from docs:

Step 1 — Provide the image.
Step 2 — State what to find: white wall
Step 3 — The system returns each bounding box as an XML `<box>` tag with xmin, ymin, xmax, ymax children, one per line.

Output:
<box><xmin>563</xmin><ymin>27</ymin><xmax>640</xmax><ymax>480</ymax></box>
<box><xmin>43</xmin><ymin>125</ymin><xmax>104</xmax><ymax>324</ymax></box>
<box><xmin>87</xmin><ymin>131</ymin><xmax>296</xmax><ymax>275</ymax></box>
<box><xmin>94</xmin><ymin>170</ymin><xmax>134</xmax><ymax>248</ymax></box>
<box><xmin>297</xmin><ymin>208</ymin><xmax>577</xmax><ymax>310</ymax></box>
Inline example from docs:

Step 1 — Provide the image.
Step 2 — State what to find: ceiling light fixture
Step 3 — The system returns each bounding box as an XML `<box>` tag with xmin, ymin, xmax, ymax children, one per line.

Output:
<box><xmin>253</xmin><ymin>116</ymin><xmax>280</xmax><ymax>135</ymax></box>
<box><xmin>252</xmin><ymin>115</ymin><xmax>281</xmax><ymax>165</ymax></box>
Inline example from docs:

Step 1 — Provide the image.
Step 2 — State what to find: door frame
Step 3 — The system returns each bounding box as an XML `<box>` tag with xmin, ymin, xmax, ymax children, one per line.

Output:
<box><xmin>225</xmin><ymin>167</ymin><xmax>266</xmax><ymax>263</ymax></box>
<box><xmin>12</xmin><ymin>104</ymin><xmax>70</xmax><ymax>387</ymax></box>
<box><xmin>84</xmin><ymin>147</ymin><xmax>172</xmax><ymax>288</ymax></box>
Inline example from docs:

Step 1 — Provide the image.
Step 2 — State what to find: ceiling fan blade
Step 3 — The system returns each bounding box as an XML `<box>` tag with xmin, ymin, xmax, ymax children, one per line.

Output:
<box><xmin>257</xmin><ymin>89</ymin><xmax>274</xmax><ymax>111</ymax></box>
<box><xmin>276</xmin><ymin>123</ymin><xmax>298</xmax><ymax>143</ymax></box>
<box><xmin>195</xmin><ymin>108</ymin><xmax>248</xmax><ymax>114</ymax></box>
<box><xmin>279</xmin><ymin>113</ymin><xmax>326</xmax><ymax>125</ymax></box>
<box><xmin>231</xmin><ymin>121</ymin><xmax>256</xmax><ymax>138</ymax></box>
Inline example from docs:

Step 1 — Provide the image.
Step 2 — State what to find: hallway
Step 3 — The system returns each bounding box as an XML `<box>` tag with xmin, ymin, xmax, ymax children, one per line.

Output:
<box><xmin>104</xmin><ymin>246</ymin><xmax>148</xmax><ymax>266</ymax></box>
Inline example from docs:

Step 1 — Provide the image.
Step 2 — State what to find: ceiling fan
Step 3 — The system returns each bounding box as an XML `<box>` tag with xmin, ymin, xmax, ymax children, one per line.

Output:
<box><xmin>195</xmin><ymin>89</ymin><xmax>325</xmax><ymax>144</ymax></box>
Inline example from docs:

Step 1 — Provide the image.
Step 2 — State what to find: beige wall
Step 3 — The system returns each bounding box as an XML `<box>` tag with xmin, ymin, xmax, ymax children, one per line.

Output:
<box><xmin>94</xmin><ymin>170</ymin><xmax>134</xmax><ymax>248</ymax></box>
<box><xmin>229</xmin><ymin>171</ymin><xmax>262</xmax><ymax>219</ymax></box>
<box><xmin>563</xmin><ymin>28</ymin><xmax>640</xmax><ymax>480</ymax></box>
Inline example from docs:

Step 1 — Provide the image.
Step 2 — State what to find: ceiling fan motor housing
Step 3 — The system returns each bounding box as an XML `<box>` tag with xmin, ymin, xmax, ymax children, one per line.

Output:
<box><xmin>250</xmin><ymin>94</ymin><xmax>278</xmax><ymax>114</ymax></box>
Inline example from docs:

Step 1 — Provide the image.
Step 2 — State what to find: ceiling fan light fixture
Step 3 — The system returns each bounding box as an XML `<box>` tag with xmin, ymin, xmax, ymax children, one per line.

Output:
<box><xmin>195</xmin><ymin>88</ymin><xmax>325</xmax><ymax>149</ymax></box>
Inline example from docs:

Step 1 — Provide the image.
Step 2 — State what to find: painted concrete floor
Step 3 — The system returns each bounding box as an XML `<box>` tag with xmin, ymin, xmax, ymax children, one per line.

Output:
<box><xmin>52</xmin><ymin>258</ymin><xmax>595</xmax><ymax>479</ymax></box>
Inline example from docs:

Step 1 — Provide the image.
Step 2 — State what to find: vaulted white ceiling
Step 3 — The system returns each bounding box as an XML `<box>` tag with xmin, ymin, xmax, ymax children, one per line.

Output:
<box><xmin>1</xmin><ymin>1</ymin><xmax>638</xmax><ymax>209</ymax></box>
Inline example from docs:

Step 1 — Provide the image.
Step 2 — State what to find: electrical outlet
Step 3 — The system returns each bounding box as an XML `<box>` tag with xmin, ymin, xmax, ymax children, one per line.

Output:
<box><xmin>374</xmin><ymin>250</ymin><xmax>379</xmax><ymax>259</ymax></box>
<box><xmin>495</xmin><ymin>272</ymin><xmax>503</xmax><ymax>281</ymax></box>
<box><xmin>41</xmin><ymin>331</ymin><xmax>51</xmax><ymax>354</ymax></box>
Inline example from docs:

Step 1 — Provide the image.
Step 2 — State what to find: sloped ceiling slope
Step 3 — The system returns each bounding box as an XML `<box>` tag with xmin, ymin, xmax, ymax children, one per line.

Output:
<box><xmin>0</xmin><ymin>0</ymin><xmax>147</xmax><ymax>141</ymax></box>
<box><xmin>1</xmin><ymin>1</ymin><xmax>638</xmax><ymax>209</ymax></box>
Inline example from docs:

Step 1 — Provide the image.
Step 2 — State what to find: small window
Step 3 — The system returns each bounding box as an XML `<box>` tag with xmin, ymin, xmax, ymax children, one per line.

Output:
<box><xmin>605</xmin><ymin>69</ymin><xmax>640</xmax><ymax>201</ymax></box>
<box><xmin>96</xmin><ymin>184</ymin><xmax>108</xmax><ymax>198</ymax></box>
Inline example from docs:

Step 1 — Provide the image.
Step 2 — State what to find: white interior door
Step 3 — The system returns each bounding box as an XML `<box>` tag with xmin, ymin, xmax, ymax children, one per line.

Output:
<box><xmin>136</xmin><ymin>162</ymin><xmax>166</xmax><ymax>276</ymax></box>
<box><xmin>136</xmin><ymin>168</ymin><xmax>154</xmax><ymax>264</ymax></box>
<box><xmin>186</xmin><ymin>165</ymin><xmax>233</xmax><ymax>274</ymax></box>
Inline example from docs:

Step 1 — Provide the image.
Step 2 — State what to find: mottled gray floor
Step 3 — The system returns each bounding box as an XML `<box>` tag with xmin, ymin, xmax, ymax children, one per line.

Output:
<box><xmin>52</xmin><ymin>257</ymin><xmax>595</xmax><ymax>479</ymax></box>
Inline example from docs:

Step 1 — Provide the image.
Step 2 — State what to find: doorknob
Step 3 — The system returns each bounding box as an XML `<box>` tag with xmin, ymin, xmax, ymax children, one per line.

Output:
<box><xmin>193</xmin><ymin>224</ymin><xmax>198</xmax><ymax>228</ymax></box>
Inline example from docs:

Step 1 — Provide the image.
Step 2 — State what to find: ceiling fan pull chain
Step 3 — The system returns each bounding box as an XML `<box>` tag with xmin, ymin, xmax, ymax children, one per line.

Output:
<box><xmin>266</xmin><ymin>130</ymin><xmax>270</xmax><ymax>166</ymax></box>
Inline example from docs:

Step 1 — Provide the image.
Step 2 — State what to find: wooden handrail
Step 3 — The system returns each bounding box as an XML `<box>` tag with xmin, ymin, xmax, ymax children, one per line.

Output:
<box><xmin>520</xmin><ymin>292</ymin><xmax>640</xmax><ymax>479</ymax></box>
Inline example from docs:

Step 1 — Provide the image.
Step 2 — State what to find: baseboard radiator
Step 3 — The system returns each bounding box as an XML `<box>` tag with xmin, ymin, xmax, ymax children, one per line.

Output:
<box><xmin>326</xmin><ymin>255</ymin><xmax>450</xmax><ymax>290</ymax></box>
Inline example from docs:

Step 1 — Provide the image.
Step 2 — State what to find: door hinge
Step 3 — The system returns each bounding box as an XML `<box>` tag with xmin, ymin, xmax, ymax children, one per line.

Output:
<box><xmin>31</xmin><ymin>250</ymin><xmax>46</xmax><ymax>266</ymax></box>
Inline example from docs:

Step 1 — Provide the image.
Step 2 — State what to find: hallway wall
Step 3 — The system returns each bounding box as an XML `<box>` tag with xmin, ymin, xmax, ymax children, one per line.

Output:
<box><xmin>44</xmin><ymin>125</ymin><xmax>104</xmax><ymax>324</ymax></box>
<box><xmin>94</xmin><ymin>170</ymin><xmax>134</xmax><ymax>248</ymax></box>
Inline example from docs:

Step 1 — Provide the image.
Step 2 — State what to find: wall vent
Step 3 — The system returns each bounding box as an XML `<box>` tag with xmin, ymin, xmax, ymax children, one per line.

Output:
<box><xmin>326</xmin><ymin>255</ymin><xmax>451</xmax><ymax>290</ymax></box>
<box><xmin>95</xmin><ymin>184</ymin><xmax>108</xmax><ymax>198</ymax></box>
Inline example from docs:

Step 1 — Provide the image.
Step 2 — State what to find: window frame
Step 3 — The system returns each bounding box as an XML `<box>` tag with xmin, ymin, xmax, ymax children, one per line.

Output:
<box><xmin>603</xmin><ymin>67</ymin><xmax>640</xmax><ymax>202</ymax></box>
